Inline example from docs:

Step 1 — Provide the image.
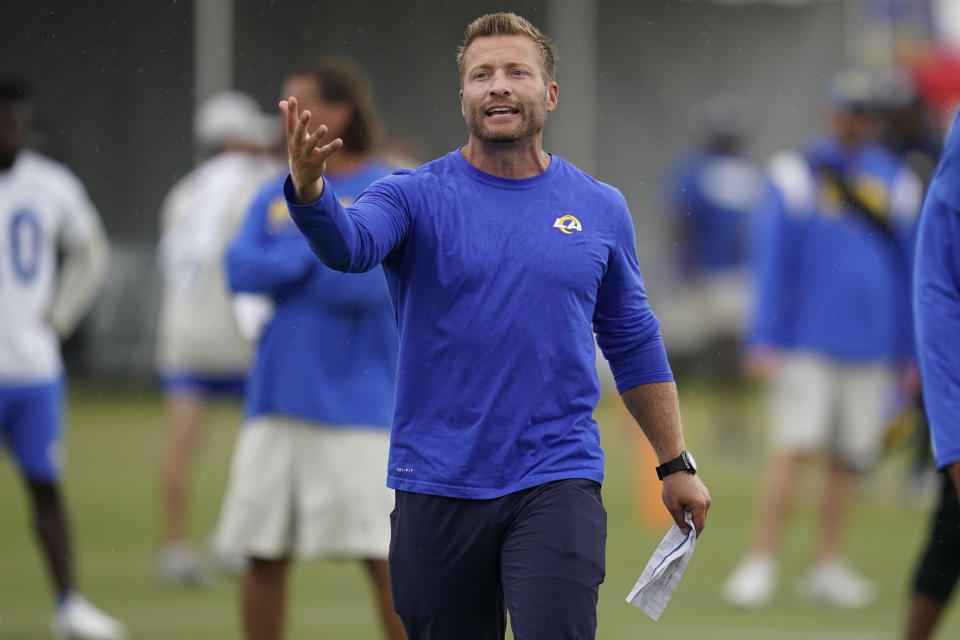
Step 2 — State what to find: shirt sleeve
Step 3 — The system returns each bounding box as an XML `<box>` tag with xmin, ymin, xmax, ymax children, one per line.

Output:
<box><xmin>226</xmin><ymin>185</ymin><xmax>317</xmax><ymax>296</ymax></box>
<box><xmin>593</xmin><ymin>195</ymin><xmax>674</xmax><ymax>393</ymax></box>
<box><xmin>914</xmin><ymin>192</ymin><xmax>960</xmax><ymax>470</ymax></box>
<box><xmin>284</xmin><ymin>171</ymin><xmax>412</xmax><ymax>273</ymax></box>
<box><xmin>48</xmin><ymin>169</ymin><xmax>109</xmax><ymax>337</ymax></box>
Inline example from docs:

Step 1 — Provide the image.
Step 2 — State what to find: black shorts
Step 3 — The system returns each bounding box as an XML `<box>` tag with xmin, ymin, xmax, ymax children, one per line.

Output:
<box><xmin>913</xmin><ymin>472</ymin><xmax>960</xmax><ymax>602</ymax></box>
<box><xmin>389</xmin><ymin>478</ymin><xmax>607</xmax><ymax>640</ymax></box>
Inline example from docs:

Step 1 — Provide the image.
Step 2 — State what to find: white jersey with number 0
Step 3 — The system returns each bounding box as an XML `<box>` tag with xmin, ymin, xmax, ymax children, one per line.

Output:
<box><xmin>0</xmin><ymin>150</ymin><xmax>106</xmax><ymax>382</ymax></box>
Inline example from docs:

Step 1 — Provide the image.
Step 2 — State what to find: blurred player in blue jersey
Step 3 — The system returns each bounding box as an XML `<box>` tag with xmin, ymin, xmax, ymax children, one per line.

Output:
<box><xmin>0</xmin><ymin>79</ymin><xmax>124</xmax><ymax>639</ymax></box>
<box><xmin>154</xmin><ymin>91</ymin><xmax>283</xmax><ymax>584</ymax></box>
<box><xmin>279</xmin><ymin>13</ymin><xmax>711</xmax><ymax>639</ymax></box>
<box><xmin>723</xmin><ymin>71</ymin><xmax>923</xmax><ymax>609</ymax></box>
<box><xmin>903</xmin><ymin>111</ymin><xmax>960</xmax><ymax>640</ymax></box>
<box><xmin>660</xmin><ymin>95</ymin><xmax>763</xmax><ymax>455</ymax></box>
<box><xmin>212</xmin><ymin>59</ymin><xmax>406</xmax><ymax>640</ymax></box>
<box><xmin>661</xmin><ymin>95</ymin><xmax>762</xmax><ymax>374</ymax></box>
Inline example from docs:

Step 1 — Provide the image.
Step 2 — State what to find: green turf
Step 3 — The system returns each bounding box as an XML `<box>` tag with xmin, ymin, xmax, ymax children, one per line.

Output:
<box><xmin>1</xmin><ymin>383</ymin><xmax>958</xmax><ymax>638</ymax></box>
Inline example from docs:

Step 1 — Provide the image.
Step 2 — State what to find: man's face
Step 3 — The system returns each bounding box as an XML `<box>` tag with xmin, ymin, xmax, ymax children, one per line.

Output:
<box><xmin>828</xmin><ymin>105</ymin><xmax>876</xmax><ymax>149</ymax></box>
<box><xmin>0</xmin><ymin>102</ymin><xmax>29</xmax><ymax>166</ymax></box>
<box><xmin>459</xmin><ymin>34</ymin><xmax>558</xmax><ymax>144</ymax></box>
<box><xmin>282</xmin><ymin>74</ymin><xmax>350</xmax><ymax>144</ymax></box>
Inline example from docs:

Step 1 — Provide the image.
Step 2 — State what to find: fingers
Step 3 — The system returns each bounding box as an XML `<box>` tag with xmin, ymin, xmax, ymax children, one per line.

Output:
<box><xmin>280</xmin><ymin>96</ymin><xmax>299</xmax><ymax>144</ymax></box>
<box><xmin>318</xmin><ymin>137</ymin><xmax>344</xmax><ymax>157</ymax></box>
<box><xmin>281</xmin><ymin>97</ymin><xmax>338</xmax><ymax>156</ymax></box>
<box><xmin>663</xmin><ymin>475</ymin><xmax>711</xmax><ymax>538</ymax></box>
<box><xmin>670</xmin><ymin>506</ymin><xmax>691</xmax><ymax>536</ymax></box>
<box><xmin>689</xmin><ymin>503</ymin><xmax>708</xmax><ymax>538</ymax></box>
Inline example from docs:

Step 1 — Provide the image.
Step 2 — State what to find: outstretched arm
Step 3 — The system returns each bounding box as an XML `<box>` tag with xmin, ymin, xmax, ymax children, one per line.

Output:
<box><xmin>226</xmin><ymin>187</ymin><xmax>317</xmax><ymax>295</ymax></box>
<box><xmin>621</xmin><ymin>382</ymin><xmax>711</xmax><ymax>537</ymax></box>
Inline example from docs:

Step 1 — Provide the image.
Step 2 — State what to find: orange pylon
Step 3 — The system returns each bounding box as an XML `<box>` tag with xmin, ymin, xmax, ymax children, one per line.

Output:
<box><xmin>631</xmin><ymin>423</ymin><xmax>674</xmax><ymax>530</ymax></box>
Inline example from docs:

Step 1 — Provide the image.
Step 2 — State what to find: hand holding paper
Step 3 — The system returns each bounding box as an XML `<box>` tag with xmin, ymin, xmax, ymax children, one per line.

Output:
<box><xmin>625</xmin><ymin>511</ymin><xmax>697</xmax><ymax>620</ymax></box>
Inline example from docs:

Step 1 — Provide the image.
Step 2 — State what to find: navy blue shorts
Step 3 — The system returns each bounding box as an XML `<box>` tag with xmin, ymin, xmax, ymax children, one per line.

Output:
<box><xmin>389</xmin><ymin>478</ymin><xmax>606</xmax><ymax>640</ymax></box>
<box><xmin>0</xmin><ymin>379</ymin><xmax>65</xmax><ymax>480</ymax></box>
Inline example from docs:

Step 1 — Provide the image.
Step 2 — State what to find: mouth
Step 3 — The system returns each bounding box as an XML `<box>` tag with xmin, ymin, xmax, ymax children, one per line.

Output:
<box><xmin>485</xmin><ymin>105</ymin><xmax>520</xmax><ymax>119</ymax></box>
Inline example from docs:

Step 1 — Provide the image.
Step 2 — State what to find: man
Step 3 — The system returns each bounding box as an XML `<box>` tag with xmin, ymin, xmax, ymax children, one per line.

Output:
<box><xmin>902</xmin><ymin>111</ymin><xmax>960</xmax><ymax>640</ymax></box>
<box><xmin>154</xmin><ymin>91</ymin><xmax>283</xmax><ymax>584</ymax></box>
<box><xmin>212</xmin><ymin>58</ymin><xmax>405</xmax><ymax>640</ymax></box>
<box><xmin>279</xmin><ymin>13</ymin><xmax>710</xmax><ymax>639</ymax></box>
<box><xmin>722</xmin><ymin>71</ymin><xmax>923</xmax><ymax>609</ymax></box>
<box><xmin>661</xmin><ymin>94</ymin><xmax>762</xmax><ymax>373</ymax></box>
<box><xmin>0</xmin><ymin>79</ymin><xmax>124</xmax><ymax>639</ymax></box>
<box><xmin>659</xmin><ymin>95</ymin><xmax>763</xmax><ymax>453</ymax></box>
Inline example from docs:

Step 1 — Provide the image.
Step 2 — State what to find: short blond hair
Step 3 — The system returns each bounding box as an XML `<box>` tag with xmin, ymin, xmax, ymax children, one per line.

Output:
<box><xmin>456</xmin><ymin>12</ymin><xmax>557</xmax><ymax>85</ymax></box>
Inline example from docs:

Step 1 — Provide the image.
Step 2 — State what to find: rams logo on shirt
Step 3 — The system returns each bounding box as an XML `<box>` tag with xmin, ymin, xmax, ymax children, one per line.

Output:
<box><xmin>553</xmin><ymin>214</ymin><xmax>582</xmax><ymax>234</ymax></box>
<box><xmin>268</xmin><ymin>197</ymin><xmax>291</xmax><ymax>229</ymax></box>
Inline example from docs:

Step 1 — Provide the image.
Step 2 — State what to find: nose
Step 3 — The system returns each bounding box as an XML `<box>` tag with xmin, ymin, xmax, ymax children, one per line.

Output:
<box><xmin>488</xmin><ymin>70</ymin><xmax>511</xmax><ymax>96</ymax></box>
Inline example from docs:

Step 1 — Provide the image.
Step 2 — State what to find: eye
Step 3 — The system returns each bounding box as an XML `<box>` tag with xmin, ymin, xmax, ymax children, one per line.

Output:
<box><xmin>473</xmin><ymin>71</ymin><xmax>489</xmax><ymax>80</ymax></box>
<box><xmin>512</xmin><ymin>69</ymin><xmax>529</xmax><ymax>77</ymax></box>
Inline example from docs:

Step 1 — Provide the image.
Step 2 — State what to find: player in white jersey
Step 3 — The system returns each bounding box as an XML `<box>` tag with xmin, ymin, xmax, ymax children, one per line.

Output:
<box><xmin>0</xmin><ymin>79</ymin><xmax>124</xmax><ymax>639</ymax></box>
<box><xmin>154</xmin><ymin>91</ymin><xmax>284</xmax><ymax>585</ymax></box>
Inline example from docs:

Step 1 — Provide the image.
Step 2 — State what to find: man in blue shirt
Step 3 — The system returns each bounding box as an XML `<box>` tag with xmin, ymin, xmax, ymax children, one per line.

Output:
<box><xmin>212</xmin><ymin>59</ymin><xmax>405</xmax><ymax>640</ymax></box>
<box><xmin>279</xmin><ymin>13</ymin><xmax>710</xmax><ymax>639</ymax></box>
<box><xmin>902</xmin><ymin>112</ymin><xmax>960</xmax><ymax>640</ymax></box>
<box><xmin>723</xmin><ymin>71</ymin><xmax>923</xmax><ymax>610</ymax></box>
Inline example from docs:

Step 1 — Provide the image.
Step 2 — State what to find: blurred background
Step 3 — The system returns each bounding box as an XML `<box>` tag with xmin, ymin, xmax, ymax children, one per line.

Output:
<box><xmin>3</xmin><ymin>0</ymin><xmax>960</xmax><ymax>638</ymax></box>
<box><xmin>6</xmin><ymin>0</ymin><xmax>958</xmax><ymax>381</ymax></box>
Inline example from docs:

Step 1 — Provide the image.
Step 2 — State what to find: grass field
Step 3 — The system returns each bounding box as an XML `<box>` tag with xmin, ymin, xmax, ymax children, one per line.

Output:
<box><xmin>1</xmin><ymin>382</ymin><xmax>958</xmax><ymax>639</ymax></box>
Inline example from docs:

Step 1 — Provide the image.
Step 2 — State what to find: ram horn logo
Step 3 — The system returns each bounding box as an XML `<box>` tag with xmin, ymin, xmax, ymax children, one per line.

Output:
<box><xmin>553</xmin><ymin>215</ymin><xmax>582</xmax><ymax>234</ymax></box>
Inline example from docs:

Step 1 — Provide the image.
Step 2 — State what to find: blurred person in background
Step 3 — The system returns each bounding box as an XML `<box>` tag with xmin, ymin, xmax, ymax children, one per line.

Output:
<box><xmin>722</xmin><ymin>70</ymin><xmax>923</xmax><ymax>609</ymax></box>
<box><xmin>873</xmin><ymin>70</ymin><xmax>944</xmax><ymax>500</ymax></box>
<box><xmin>212</xmin><ymin>59</ymin><xmax>405</xmax><ymax>640</ymax></box>
<box><xmin>0</xmin><ymin>78</ymin><xmax>123</xmax><ymax>639</ymax></box>
<box><xmin>874</xmin><ymin>70</ymin><xmax>943</xmax><ymax>188</ymax></box>
<box><xmin>154</xmin><ymin>91</ymin><xmax>283</xmax><ymax>585</ymax></box>
<box><xmin>902</xmin><ymin>109</ymin><xmax>960</xmax><ymax>640</ymax></box>
<box><xmin>281</xmin><ymin>12</ymin><xmax>710</xmax><ymax>638</ymax></box>
<box><xmin>659</xmin><ymin>94</ymin><xmax>763</xmax><ymax>451</ymax></box>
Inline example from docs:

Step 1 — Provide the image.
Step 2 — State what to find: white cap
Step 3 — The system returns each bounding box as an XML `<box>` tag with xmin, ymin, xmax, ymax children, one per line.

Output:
<box><xmin>194</xmin><ymin>91</ymin><xmax>279</xmax><ymax>150</ymax></box>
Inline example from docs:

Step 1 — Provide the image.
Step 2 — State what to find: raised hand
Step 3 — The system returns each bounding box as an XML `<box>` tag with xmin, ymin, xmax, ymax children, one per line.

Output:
<box><xmin>279</xmin><ymin>96</ymin><xmax>344</xmax><ymax>204</ymax></box>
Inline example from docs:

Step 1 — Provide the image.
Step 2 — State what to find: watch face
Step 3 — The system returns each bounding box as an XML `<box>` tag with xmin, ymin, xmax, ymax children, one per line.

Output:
<box><xmin>683</xmin><ymin>450</ymin><xmax>697</xmax><ymax>472</ymax></box>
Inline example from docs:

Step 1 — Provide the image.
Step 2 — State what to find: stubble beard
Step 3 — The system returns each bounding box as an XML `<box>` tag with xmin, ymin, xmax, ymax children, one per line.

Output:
<box><xmin>465</xmin><ymin>103</ymin><xmax>546</xmax><ymax>144</ymax></box>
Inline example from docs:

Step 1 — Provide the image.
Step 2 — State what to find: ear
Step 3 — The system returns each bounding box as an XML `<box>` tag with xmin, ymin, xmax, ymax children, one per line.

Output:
<box><xmin>545</xmin><ymin>81</ymin><xmax>558</xmax><ymax>114</ymax></box>
<box><xmin>459</xmin><ymin>89</ymin><xmax>465</xmax><ymax>117</ymax></box>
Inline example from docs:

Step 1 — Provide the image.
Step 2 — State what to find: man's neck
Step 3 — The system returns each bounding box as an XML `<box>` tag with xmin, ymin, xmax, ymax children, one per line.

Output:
<box><xmin>325</xmin><ymin>149</ymin><xmax>367</xmax><ymax>175</ymax></box>
<box><xmin>460</xmin><ymin>136</ymin><xmax>551</xmax><ymax>179</ymax></box>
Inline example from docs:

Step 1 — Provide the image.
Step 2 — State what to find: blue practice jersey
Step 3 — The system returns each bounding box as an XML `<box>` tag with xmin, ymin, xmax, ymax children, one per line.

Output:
<box><xmin>668</xmin><ymin>150</ymin><xmax>762</xmax><ymax>277</ymax></box>
<box><xmin>226</xmin><ymin>161</ymin><xmax>398</xmax><ymax>428</ymax></box>
<box><xmin>286</xmin><ymin>150</ymin><xmax>673</xmax><ymax>499</ymax></box>
<box><xmin>915</xmin><ymin>114</ymin><xmax>960</xmax><ymax>470</ymax></box>
<box><xmin>750</xmin><ymin>136</ymin><xmax>922</xmax><ymax>362</ymax></box>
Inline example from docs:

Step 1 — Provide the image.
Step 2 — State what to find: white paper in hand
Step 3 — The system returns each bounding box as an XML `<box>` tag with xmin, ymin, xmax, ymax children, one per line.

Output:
<box><xmin>625</xmin><ymin>511</ymin><xmax>696</xmax><ymax>621</ymax></box>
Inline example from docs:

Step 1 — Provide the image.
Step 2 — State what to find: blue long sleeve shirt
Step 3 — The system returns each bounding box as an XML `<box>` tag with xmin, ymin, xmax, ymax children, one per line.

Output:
<box><xmin>286</xmin><ymin>150</ymin><xmax>673</xmax><ymax>499</ymax></box>
<box><xmin>227</xmin><ymin>162</ymin><xmax>398</xmax><ymax>428</ymax></box>
<box><xmin>750</xmin><ymin>137</ymin><xmax>921</xmax><ymax>362</ymax></box>
<box><xmin>915</xmin><ymin>115</ymin><xmax>960</xmax><ymax>470</ymax></box>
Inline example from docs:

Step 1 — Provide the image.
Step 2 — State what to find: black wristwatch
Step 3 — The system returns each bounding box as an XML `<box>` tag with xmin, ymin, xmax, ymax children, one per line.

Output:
<box><xmin>656</xmin><ymin>450</ymin><xmax>697</xmax><ymax>480</ymax></box>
